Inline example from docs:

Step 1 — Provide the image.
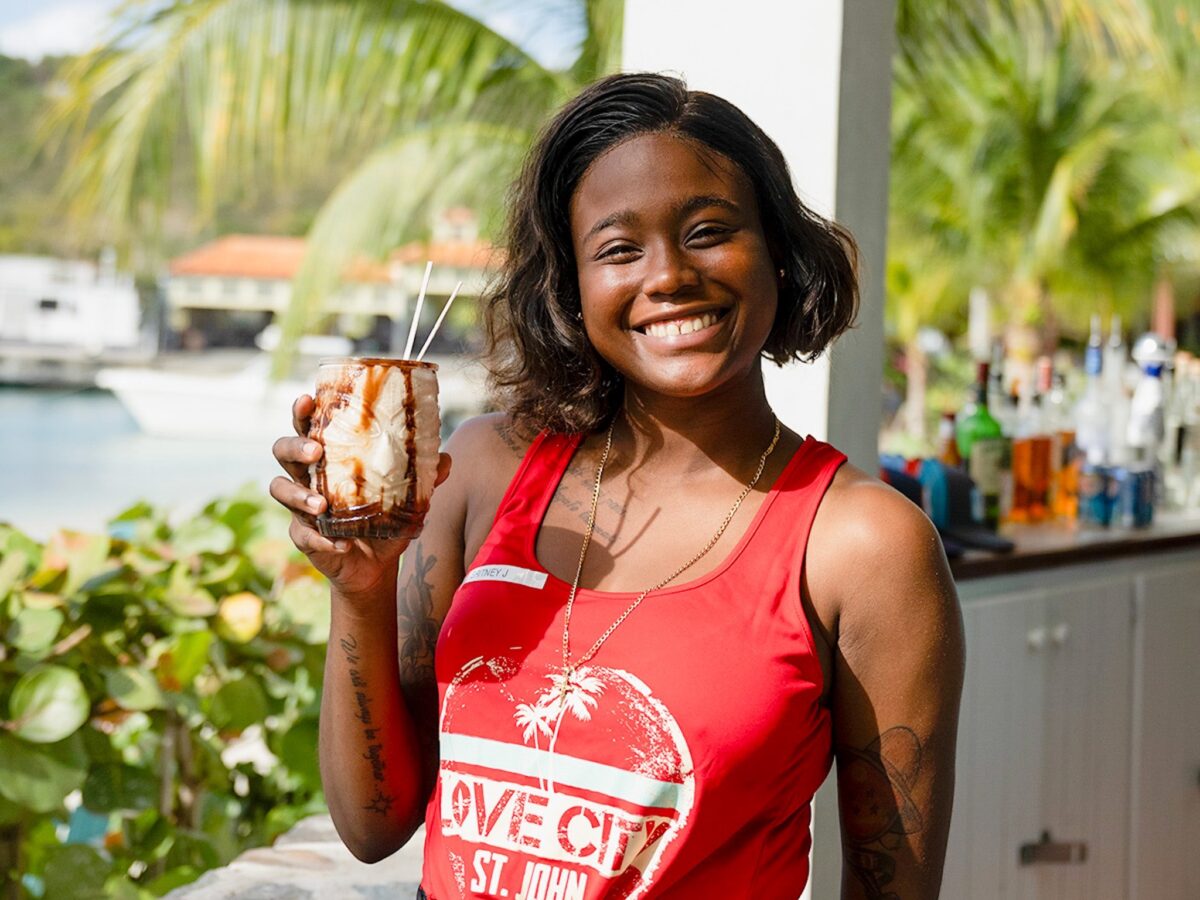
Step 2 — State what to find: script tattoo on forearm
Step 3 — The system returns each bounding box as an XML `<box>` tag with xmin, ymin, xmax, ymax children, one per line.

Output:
<box><xmin>397</xmin><ymin>542</ymin><xmax>441</xmax><ymax>798</ymax></box>
<box><xmin>339</xmin><ymin>634</ymin><xmax>394</xmax><ymax>816</ymax></box>
<box><xmin>839</xmin><ymin>726</ymin><xmax>927</xmax><ymax>900</ymax></box>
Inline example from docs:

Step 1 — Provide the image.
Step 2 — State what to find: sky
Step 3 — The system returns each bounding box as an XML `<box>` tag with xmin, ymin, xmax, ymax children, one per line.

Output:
<box><xmin>0</xmin><ymin>0</ymin><xmax>119</xmax><ymax>59</ymax></box>
<box><xmin>0</xmin><ymin>0</ymin><xmax>580</xmax><ymax>67</ymax></box>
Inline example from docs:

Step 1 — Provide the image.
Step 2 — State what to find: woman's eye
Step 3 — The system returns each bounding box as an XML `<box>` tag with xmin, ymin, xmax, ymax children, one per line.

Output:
<box><xmin>596</xmin><ymin>242</ymin><xmax>639</xmax><ymax>261</ymax></box>
<box><xmin>687</xmin><ymin>225</ymin><xmax>732</xmax><ymax>245</ymax></box>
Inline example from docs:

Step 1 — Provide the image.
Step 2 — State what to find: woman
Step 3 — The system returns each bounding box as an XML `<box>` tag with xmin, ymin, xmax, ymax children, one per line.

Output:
<box><xmin>272</xmin><ymin>73</ymin><xmax>964</xmax><ymax>899</ymax></box>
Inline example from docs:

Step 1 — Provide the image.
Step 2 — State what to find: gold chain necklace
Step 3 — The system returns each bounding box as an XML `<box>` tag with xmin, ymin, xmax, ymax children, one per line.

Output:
<box><xmin>557</xmin><ymin>415</ymin><xmax>782</xmax><ymax>701</ymax></box>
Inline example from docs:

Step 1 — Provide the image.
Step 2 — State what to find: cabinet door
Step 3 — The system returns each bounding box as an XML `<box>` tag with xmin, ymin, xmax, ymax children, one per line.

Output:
<box><xmin>1130</xmin><ymin>559</ymin><xmax>1200</xmax><ymax>900</ymax></box>
<box><xmin>942</xmin><ymin>590</ymin><xmax>1048</xmax><ymax>900</ymax></box>
<box><xmin>1036</xmin><ymin>578</ymin><xmax>1133</xmax><ymax>900</ymax></box>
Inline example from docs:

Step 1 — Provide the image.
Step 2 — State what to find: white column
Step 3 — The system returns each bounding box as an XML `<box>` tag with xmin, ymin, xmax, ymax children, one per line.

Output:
<box><xmin>622</xmin><ymin>0</ymin><xmax>893</xmax><ymax>474</ymax></box>
<box><xmin>623</xmin><ymin>3</ymin><xmax>896</xmax><ymax>895</ymax></box>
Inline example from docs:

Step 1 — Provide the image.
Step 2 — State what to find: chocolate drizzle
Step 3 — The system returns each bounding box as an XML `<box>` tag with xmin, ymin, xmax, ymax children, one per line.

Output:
<box><xmin>402</xmin><ymin>366</ymin><xmax>418</xmax><ymax>509</ymax></box>
<box><xmin>308</xmin><ymin>358</ymin><xmax>436</xmax><ymax>539</ymax></box>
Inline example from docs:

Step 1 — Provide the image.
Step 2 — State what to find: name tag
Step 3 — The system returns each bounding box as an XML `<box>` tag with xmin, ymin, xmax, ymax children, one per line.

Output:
<box><xmin>462</xmin><ymin>564</ymin><xmax>548</xmax><ymax>590</ymax></box>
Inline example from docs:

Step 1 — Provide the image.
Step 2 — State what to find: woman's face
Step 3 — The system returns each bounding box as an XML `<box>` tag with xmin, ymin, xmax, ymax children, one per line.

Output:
<box><xmin>568</xmin><ymin>132</ymin><xmax>778</xmax><ymax>402</ymax></box>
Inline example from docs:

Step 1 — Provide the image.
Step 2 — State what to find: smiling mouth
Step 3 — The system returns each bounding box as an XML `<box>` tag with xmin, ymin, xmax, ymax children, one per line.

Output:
<box><xmin>635</xmin><ymin>309</ymin><xmax>729</xmax><ymax>338</ymax></box>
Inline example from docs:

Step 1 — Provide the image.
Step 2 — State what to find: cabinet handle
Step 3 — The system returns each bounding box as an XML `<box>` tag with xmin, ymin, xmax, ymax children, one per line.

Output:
<box><xmin>1027</xmin><ymin>627</ymin><xmax>1047</xmax><ymax>651</ymax></box>
<box><xmin>1051</xmin><ymin>623</ymin><xmax>1070</xmax><ymax>647</ymax></box>
<box><xmin>1019</xmin><ymin>830</ymin><xmax>1088</xmax><ymax>865</ymax></box>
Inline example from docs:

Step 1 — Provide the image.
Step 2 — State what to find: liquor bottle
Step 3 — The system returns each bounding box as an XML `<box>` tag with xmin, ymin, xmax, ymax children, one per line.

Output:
<box><xmin>1075</xmin><ymin>315</ymin><xmax>1109</xmax><ymax>465</ymax></box>
<box><xmin>1047</xmin><ymin>370</ymin><xmax>1078</xmax><ymax>519</ymax></box>
<box><xmin>1162</xmin><ymin>351</ymin><xmax>1194</xmax><ymax>510</ymax></box>
<box><xmin>1011</xmin><ymin>358</ymin><xmax>1054</xmax><ymax>523</ymax></box>
<box><xmin>1106</xmin><ymin>315</ymin><xmax>1133</xmax><ymax>466</ymax></box>
<box><xmin>957</xmin><ymin>361</ymin><xmax>1009</xmax><ymax>529</ymax></box>
<box><xmin>937</xmin><ymin>411</ymin><xmax>962</xmax><ymax>468</ymax></box>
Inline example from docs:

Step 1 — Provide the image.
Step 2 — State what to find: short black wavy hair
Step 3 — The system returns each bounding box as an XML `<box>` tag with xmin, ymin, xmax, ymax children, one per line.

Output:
<box><xmin>484</xmin><ymin>72</ymin><xmax>859</xmax><ymax>435</ymax></box>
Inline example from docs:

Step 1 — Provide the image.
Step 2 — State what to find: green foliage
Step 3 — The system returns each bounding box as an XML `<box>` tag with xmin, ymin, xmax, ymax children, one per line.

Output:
<box><xmin>0</xmin><ymin>492</ymin><xmax>331</xmax><ymax>896</ymax></box>
<box><xmin>891</xmin><ymin>0</ymin><xmax>1200</xmax><ymax>339</ymax></box>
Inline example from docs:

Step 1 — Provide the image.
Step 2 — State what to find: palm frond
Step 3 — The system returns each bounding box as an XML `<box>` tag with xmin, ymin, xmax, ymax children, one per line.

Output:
<box><xmin>272</xmin><ymin>119</ymin><xmax>531</xmax><ymax>375</ymax></box>
<box><xmin>43</xmin><ymin>0</ymin><xmax>567</xmax><ymax>228</ymax></box>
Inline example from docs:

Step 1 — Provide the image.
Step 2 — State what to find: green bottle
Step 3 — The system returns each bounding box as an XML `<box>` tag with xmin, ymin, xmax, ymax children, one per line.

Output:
<box><xmin>957</xmin><ymin>361</ymin><xmax>1009</xmax><ymax>529</ymax></box>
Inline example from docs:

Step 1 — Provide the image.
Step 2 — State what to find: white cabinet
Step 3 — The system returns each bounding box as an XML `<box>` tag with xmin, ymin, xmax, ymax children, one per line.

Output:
<box><xmin>941</xmin><ymin>590</ymin><xmax>1048</xmax><ymax>900</ymax></box>
<box><xmin>1129</xmin><ymin>560</ymin><xmax>1200</xmax><ymax>900</ymax></box>
<box><xmin>1037</xmin><ymin>579</ymin><xmax>1132</xmax><ymax>900</ymax></box>
<box><xmin>944</xmin><ymin>575</ymin><xmax>1135</xmax><ymax>899</ymax></box>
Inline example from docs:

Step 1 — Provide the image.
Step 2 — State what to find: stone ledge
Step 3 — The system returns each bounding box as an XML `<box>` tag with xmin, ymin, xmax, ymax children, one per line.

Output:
<box><xmin>168</xmin><ymin>815</ymin><xmax>424</xmax><ymax>899</ymax></box>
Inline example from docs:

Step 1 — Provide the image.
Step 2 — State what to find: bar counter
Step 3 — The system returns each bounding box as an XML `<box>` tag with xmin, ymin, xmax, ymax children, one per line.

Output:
<box><xmin>949</xmin><ymin>512</ymin><xmax>1200</xmax><ymax>580</ymax></box>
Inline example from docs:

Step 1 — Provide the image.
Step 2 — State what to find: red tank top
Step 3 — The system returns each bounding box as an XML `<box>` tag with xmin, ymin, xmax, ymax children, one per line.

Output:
<box><xmin>422</xmin><ymin>432</ymin><xmax>846</xmax><ymax>899</ymax></box>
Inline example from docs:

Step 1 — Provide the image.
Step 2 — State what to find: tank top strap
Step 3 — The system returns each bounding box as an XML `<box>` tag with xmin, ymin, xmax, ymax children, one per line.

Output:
<box><xmin>472</xmin><ymin>430</ymin><xmax>583</xmax><ymax>568</ymax></box>
<box><xmin>730</xmin><ymin>437</ymin><xmax>847</xmax><ymax>578</ymax></box>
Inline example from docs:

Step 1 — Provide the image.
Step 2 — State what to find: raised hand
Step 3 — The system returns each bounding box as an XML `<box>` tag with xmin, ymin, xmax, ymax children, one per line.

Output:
<box><xmin>269</xmin><ymin>394</ymin><xmax>450</xmax><ymax>606</ymax></box>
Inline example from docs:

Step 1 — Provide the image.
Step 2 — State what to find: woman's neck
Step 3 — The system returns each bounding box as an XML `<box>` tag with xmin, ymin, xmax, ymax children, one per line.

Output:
<box><xmin>614</xmin><ymin>367</ymin><xmax>780</xmax><ymax>481</ymax></box>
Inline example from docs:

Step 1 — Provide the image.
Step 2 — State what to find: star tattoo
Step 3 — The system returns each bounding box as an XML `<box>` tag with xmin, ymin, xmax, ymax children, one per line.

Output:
<box><xmin>363</xmin><ymin>789</ymin><xmax>394</xmax><ymax>816</ymax></box>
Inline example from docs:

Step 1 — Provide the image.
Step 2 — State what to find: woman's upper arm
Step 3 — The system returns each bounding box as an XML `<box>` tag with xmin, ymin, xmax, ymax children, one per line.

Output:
<box><xmin>810</xmin><ymin>477</ymin><xmax>966</xmax><ymax>899</ymax></box>
<box><xmin>394</xmin><ymin>414</ymin><xmax>522</xmax><ymax>798</ymax></box>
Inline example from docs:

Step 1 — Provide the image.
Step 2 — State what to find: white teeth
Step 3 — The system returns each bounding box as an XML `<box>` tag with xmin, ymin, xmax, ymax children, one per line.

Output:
<box><xmin>643</xmin><ymin>312</ymin><xmax>720</xmax><ymax>338</ymax></box>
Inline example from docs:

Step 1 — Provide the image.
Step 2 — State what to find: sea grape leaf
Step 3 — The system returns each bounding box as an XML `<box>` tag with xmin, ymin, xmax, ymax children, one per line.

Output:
<box><xmin>0</xmin><ymin>548</ymin><xmax>28</xmax><ymax>598</ymax></box>
<box><xmin>154</xmin><ymin>631</ymin><xmax>213</xmax><ymax>691</ymax></box>
<box><xmin>45</xmin><ymin>531</ymin><xmax>112</xmax><ymax>596</ymax></box>
<box><xmin>163</xmin><ymin>564</ymin><xmax>218</xmax><ymax>617</ymax></box>
<box><xmin>196</xmin><ymin>555</ymin><xmax>244</xmax><ymax>587</ymax></box>
<box><xmin>42</xmin><ymin>845</ymin><xmax>109</xmax><ymax>899</ymax></box>
<box><xmin>0</xmin><ymin>732</ymin><xmax>88</xmax><ymax>812</ymax></box>
<box><xmin>146</xmin><ymin>865</ymin><xmax>202</xmax><ymax>895</ymax></box>
<box><xmin>209</xmin><ymin>677</ymin><xmax>268</xmax><ymax>732</ymax></box>
<box><xmin>274</xmin><ymin>576</ymin><xmax>330</xmax><ymax>644</ymax></box>
<box><xmin>105</xmin><ymin>667</ymin><xmax>166</xmax><ymax>712</ymax></box>
<box><xmin>170</xmin><ymin>519</ymin><xmax>235</xmax><ymax>558</ymax></box>
<box><xmin>82</xmin><ymin>762</ymin><xmax>158</xmax><ymax>812</ymax></box>
<box><xmin>9</xmin><ymin>665</ymin><xmax>90</xmax><ymax>742</ymax></box>
<box><xmin>6</xmin><ymin>607</ymin><xmax>65</xmax><ymax>655</ymax></box>
<box><xmin>0</xmin><ymin>791</ymin><xmax>23</xmax><ymax>825</ymax></box>
<box><xmin>276</xmin><ymin>716</ymin><xmax>321</xmax><ymax>790</ymax></box>
<box><xmin>22</xmin><ymin>590</ymin><xmax>65</xmax><ymax>609</ymax></box>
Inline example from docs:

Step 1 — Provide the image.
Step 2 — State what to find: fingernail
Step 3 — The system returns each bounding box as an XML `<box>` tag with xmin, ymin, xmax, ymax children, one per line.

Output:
<box><xmin>334</xmin><ymin>541</ymin><xmax>350</xmax><ymax>553</ymax></box>
<box><xmin>307</xmin><ymin>494</ymin><xmax>322</xmax><ymax>511</ymax></box>
<box><xmin>304</xmin><ymin>442</ymin><xmax>319</xmax><ymax>456</ymax></box>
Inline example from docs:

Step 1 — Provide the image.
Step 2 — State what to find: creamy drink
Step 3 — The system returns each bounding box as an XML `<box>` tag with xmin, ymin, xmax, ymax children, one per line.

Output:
<box><xmin>308</xmin><ymin>357</ymin><xmax>440</xmax><ymax>539</ymax></box>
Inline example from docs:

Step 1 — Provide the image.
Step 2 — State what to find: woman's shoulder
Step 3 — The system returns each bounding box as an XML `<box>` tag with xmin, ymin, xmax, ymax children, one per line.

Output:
<box><xmin>441</xmin><ymin>412</ymin><xmax>536</xmax><ymax>519</ymax></box>
<box><xmin>807</xmin><ymin>462</ymin><xmax>953</xmax><ymax>620</ymax></box>
<box><xmin>444</xmin><ymin>412</ymin><xmax>558</xmax><ymax>562</ymax></box>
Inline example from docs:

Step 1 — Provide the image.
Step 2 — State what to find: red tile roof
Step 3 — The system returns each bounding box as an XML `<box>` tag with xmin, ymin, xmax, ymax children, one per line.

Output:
<box><xmin>170</xmin><ymin>234</ymin><xmax>498</xmax><ymax>283</ymax></box>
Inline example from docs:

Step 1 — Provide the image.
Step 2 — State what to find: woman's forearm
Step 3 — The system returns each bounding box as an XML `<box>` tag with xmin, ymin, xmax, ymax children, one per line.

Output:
<box><xmin>319</xmin><ymin>574</ymin><xmax>427</xmax><ymax>862</ymax></box>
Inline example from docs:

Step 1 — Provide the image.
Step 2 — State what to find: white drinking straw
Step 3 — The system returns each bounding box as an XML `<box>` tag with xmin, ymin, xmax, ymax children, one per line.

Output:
<box><xmin>402</xmin><ymin>260</ymin><xmax>433</xmax><ymax>359</ymax></box>
<box><xmin>417</xmin><ymin>280</ymin><xmax>464</xmax><ymax>362</ymax></box>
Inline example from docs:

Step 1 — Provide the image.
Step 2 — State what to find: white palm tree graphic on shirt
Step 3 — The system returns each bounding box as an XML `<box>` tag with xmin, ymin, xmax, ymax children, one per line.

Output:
<box><xmin>512</xmin><ymin>668</ymin><xmax>605</xmax><ymax>793</ymax></box>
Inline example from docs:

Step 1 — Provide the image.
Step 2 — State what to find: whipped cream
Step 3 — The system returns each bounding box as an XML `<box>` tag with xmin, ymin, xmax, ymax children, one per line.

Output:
<box><xmin>310</xmin><ymin>360</ymin><xmax>440</xmax><ymax>517</ymax></box>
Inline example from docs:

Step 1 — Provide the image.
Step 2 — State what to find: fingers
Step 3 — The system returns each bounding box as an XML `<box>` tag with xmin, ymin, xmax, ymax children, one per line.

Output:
<box><xmin>288</xmin><ymin>516</ymin><xmax>347</xmax><ymax>557</ymax></box>
<box><xmin>269</xmin><ymin>474</ymin><xmax>326</xmax><ymax>518</ymax></box>
<box><xmin>273</xmin><ymin>435</ymin><xmax>322</xmax><ymax>484</ymax></box>
<box><xmin>293</xmin><ymin>394</ymin><xmax>315</xmax><ymax>437</ymax></box>
<box><xmin>435</xmin><ymin>452</ymin><xmax>453</xmax><ymax>488</ymax></box>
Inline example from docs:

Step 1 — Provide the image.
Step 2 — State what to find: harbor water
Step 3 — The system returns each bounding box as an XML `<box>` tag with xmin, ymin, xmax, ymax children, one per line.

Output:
<box><xmin>4</xmin><ymin>386</ymin><xmax>281</xmax><ymax>539</ymax></box>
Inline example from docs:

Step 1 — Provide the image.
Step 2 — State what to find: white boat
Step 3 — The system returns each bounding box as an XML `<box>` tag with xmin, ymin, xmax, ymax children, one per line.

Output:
<box><xmin>0</xmin><ymin>251</ymin><xmax>154</xmax><ymax>385</ymax></box>
<box><xmin>96</xmin><ymin>333</ymin><xmax>488</xmax><ymax>443</ymax></box>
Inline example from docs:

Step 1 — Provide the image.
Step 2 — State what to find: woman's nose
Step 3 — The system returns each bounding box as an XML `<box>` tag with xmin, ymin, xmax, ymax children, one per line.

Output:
<box><xmin>641</xmin><ymin>243</ymin><xmax>701</xmax><ymax>297</ymax></box>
